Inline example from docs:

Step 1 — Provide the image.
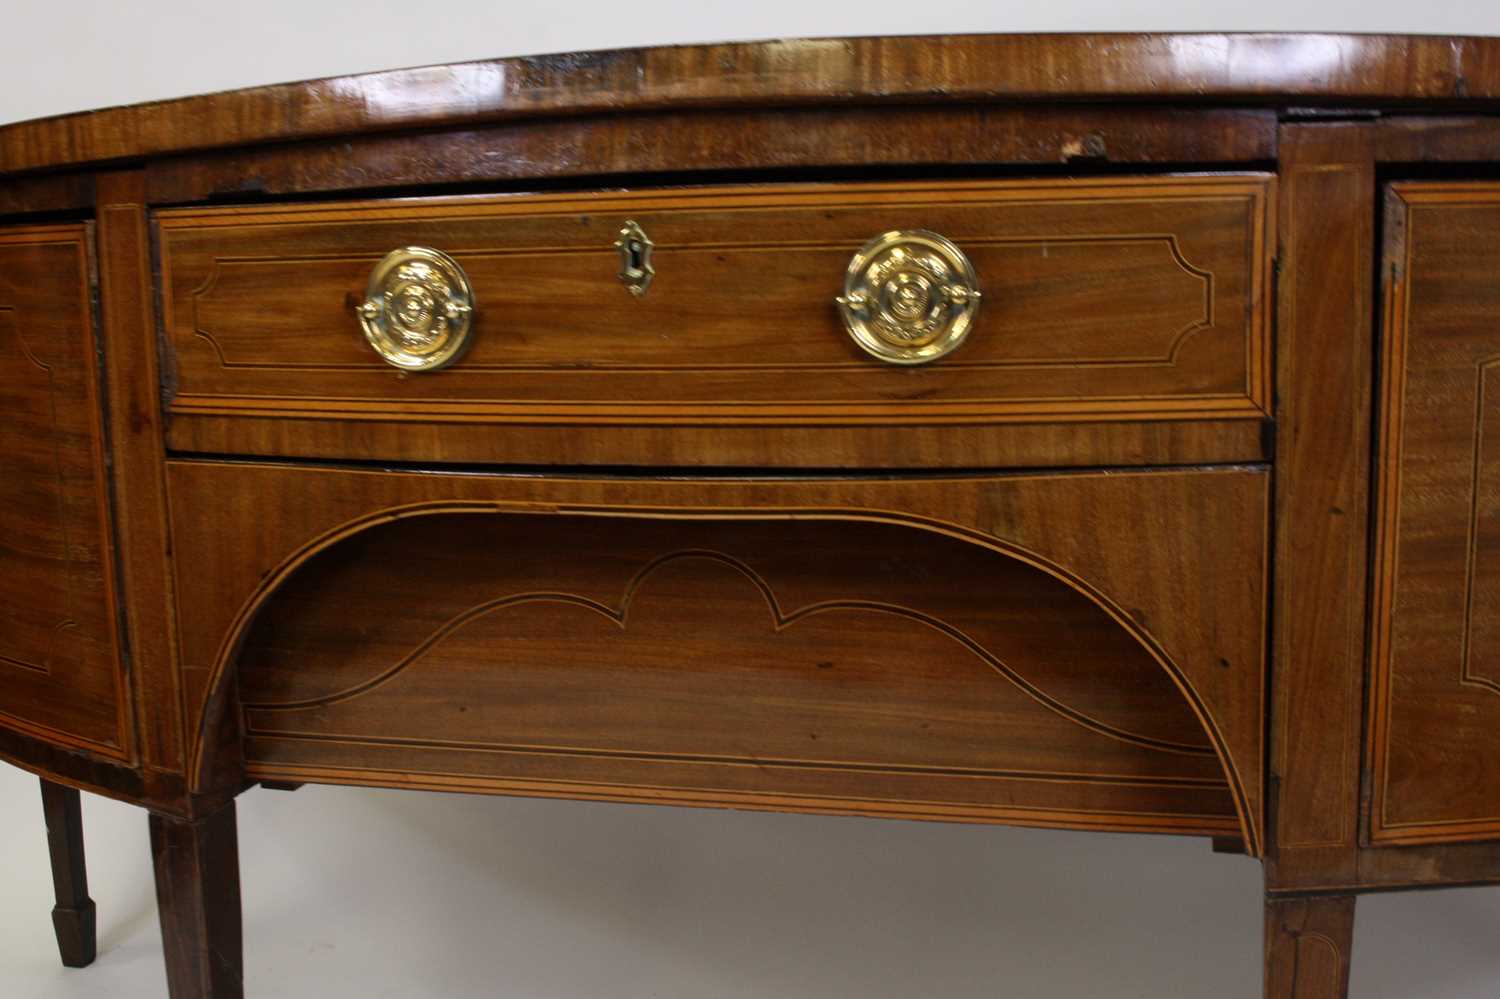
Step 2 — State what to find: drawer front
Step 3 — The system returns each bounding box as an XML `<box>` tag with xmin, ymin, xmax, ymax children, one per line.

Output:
<box><xmin>0</xmin><ymin>225</ymin><xmax>130</xmax><ymax>759</ymax></box>
<box><xmin>158</xmin><ymin>176</ymin><xmax>1272</xmax><ymax>467</ymax></box>
<box><xmin>166</xmin><ymin>462</ymin><xmax>1269</xmax><ymax>851</ymax></box>
<box><xmin>1370</xmin><ymin>183</ymin><xmax>1500</xmax><ymax>846</ymax></box>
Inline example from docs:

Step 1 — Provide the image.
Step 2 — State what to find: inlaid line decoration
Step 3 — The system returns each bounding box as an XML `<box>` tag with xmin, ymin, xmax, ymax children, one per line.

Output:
<box><xmin>184</xmin><ymin>233</ymin><xmax>1215</xmax><ymax>376</ymax></box>
<box><xmin>0</xmin><ymin>305</ymin><xmax>78</xmax><ymax>675</ymax></box>
<box><xmin>244</xmin><ymin>729</ymin><xmax>1228</xmax><ymax>788</ymax></box>
<box><xmin>241</xmin><ymin>760</ymin><xmax>1241</xmax><ymax>836</ymax></box>
<box><xmin>193</xmin><ymin>497</ymin><xmax>1260</xmax><ymax>855</ymax></box>
<box><xmin>244</xmin><ymin>547</ymin><xmax>1215</xmax><ymax>759</ymax></box>
<box><xmin>1460</xmin><ymin>354</ymin><xmax>1500</xmax><ymax>696</ymax></box>
<box><xmin>1290</xmin><ymin>932</ymin><xmax>1345</xmax><ymax>995</ymax></box>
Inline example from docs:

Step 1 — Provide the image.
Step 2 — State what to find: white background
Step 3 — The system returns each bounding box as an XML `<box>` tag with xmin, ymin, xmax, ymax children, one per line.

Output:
<box><xmin>4</xmin><ymin>2</ymin><xmax>1500</xmax><ymax>996</ymax></box>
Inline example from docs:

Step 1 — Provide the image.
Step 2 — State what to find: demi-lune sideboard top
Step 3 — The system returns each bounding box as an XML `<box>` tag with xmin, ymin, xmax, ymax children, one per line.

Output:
<box><xmin>5</xmin><ymin>32</ymin><xmax>1500</xmax><ymax>999</ymax></box>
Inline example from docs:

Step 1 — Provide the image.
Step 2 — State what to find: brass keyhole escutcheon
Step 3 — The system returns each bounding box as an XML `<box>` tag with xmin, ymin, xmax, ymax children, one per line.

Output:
<box><xmin>358</xmin><ymin>246</ymin><xmax>475</xmax><ymax>372</ymax></box>
<box><xmin>615</xmin><ymin>220</ymin><xmax>655</xmax><ymax>297</ymax></box>
<box><xmin>836</xmin><ymin>229</ymin><xmax>981</xmax><ymax>365</ymax></box>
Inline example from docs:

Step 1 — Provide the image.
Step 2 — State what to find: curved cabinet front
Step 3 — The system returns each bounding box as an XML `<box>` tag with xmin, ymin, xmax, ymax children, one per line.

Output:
<box><xmin>0</xmin><ymin>225</ymin><xmax>129</xmax><ymax>760</ymax></box>
<box><xmin>156</xmin><ymin>176</ymin><xmax>1274</xmax><ymax>469</ymax></box>
<box><xmin>239</xmin><ymin>512</ymin><xmax>1238</xmax><ymax>835</ymax></box>
<box><xmin>164</xmin><ymin>460</ymin><xmax>1269</xmax><ymax>852</ymax></box>
<box><xmin>1371</xmin><ymin>182</ymin><xmax>1500</xmax><ymax>846</ymax></box>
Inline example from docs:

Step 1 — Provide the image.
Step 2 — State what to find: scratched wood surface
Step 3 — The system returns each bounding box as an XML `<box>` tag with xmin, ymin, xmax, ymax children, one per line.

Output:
<box><xmin>145</xmin><ymin>106</ymin><xmax>1278</xmax><ymax>205</ymax></box>
<box><xmin>5</xmin><ymin>33</ymin><xmax>1500</xmax><ymax>174</ymax></box>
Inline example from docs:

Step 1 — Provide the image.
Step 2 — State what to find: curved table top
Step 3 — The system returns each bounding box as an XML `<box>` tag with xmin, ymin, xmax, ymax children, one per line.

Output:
<box><xmin>3</xmin><ymin>32</ymin><xmax>1500</xmax><ymax>175</ymax></box>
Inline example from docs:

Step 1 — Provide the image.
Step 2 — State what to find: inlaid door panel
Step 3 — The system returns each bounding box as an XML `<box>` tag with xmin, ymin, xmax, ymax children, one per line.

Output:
<box><xmin>1370</xmin><ymin>183</ymin><xmax>1500</xmax><ymax>844</ymax></box>
<box><xmin>0</xmin><ymin>225</ymin><xmax>129</xmax><ymax>758</ymax></box>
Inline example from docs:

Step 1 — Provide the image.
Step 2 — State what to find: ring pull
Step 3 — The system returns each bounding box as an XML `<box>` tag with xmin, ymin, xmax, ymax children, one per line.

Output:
<box><xmin>358</xmin><ymin>246</ymin><xmax>475</xmax><ymax>372</ymax></box>
<box><xmin>836</xmin><ymin>229</ymin><xmax>981</xmax><ymax>365</ymax></box>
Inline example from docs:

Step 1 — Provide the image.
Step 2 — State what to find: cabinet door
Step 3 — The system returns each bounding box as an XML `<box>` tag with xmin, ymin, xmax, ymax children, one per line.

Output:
<box><xmin>1371</xmin><ymin>184</ymin><xmax>1500</xmax><ymax>845</ymax></box>
<box><xmin>0</xmin><ymin>225</ymin><xmax>130</xmax><ymax>759</ymax></box>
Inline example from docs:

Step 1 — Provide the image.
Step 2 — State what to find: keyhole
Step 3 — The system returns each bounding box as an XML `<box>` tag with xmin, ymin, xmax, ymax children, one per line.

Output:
<box><xmin>616</xmin><ymin>221</ymin><xmax>653</xmax><ymax>296</ymax></box>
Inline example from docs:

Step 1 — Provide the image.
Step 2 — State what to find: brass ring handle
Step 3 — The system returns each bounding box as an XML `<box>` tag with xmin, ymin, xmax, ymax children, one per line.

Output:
<box><xmin>836</xmin><ymin>229</ymin><xmax>981</xmax><ymax>365</ymax></box>
<box><xmin>358</xmin><ymin>246</ymin><xmax>475</xmax><ymax>372</ymax></box>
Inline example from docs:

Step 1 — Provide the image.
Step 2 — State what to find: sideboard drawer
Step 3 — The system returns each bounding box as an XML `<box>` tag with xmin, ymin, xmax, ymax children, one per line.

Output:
<box><xmin>158</xmin><ymin>176</ymin><xmax>1273</xmax><ymax>467</ymax></box>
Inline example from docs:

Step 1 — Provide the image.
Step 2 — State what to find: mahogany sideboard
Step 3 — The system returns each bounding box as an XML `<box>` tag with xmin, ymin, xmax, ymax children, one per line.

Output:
<box><xmin>5</xmin><ymin>31</ymin><xmax>1500</xmax><ymax>998</ymax></box>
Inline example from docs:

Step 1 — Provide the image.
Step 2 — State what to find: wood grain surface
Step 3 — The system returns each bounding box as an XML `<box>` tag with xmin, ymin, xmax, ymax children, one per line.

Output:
<box><xmin>1264</xmin><ymin>895</ymin><xmax>1356</xmax><ymax>999</ymax></box>
<box><xmin>0</xmin><ymin>225</ymin><xmax>130</xmax><ymax>759</ymax></box>
<box><xmin>39</xmin><ymin>778</ymin><xmax>96</xmax><ymax>969</ymax></box>
<box><xmin>11</xmin><ymin>33</ymin><xmax>1500</xmax><ymax>999</ymax></box>
<box><xmin>165</xmin><ymin>461</ymin><xmax>1269</xmax><ymax>853</ymax></box>
<box><xmin>238</xmin><ymin>513</ymin><xmax>1238</xmax><ymax>836</ymax></box>
<box><xmin>1259</xmin><ymin>131</ymin><xmax>1500</xmax><ymax>895</ymax></box>
<box><xmin>97</xmin><ymin>171</ymin><xmax>187</xmax><ymax>774</ymax></box>
<box><xmin>1265</xmin><ymin>123</ymin><xmax>1375</xmax><ymax>891</ymax></box>
<box><xmin>150</xmin><ymin>802</ymin><xmax>243</xmax><ymax>999</ymax></box>
<box><xmin>1369</xmin><ymin>182</ymin><xmax>1500</xmax><ymax>846</ymax></box>
<box><xmin>158</xmin><ymin>176</ymin><xmax>1272</xmax><ymax>468</ymax></box>
<box><xmin>5</xmin><ymin>33</ymin><xmax>1500</xmax><ymax>175</ymax></box>
<box><xmin>145</xmin><ymin>106</ymin><xmax>1277</xmax><ymax>204</ymax></box>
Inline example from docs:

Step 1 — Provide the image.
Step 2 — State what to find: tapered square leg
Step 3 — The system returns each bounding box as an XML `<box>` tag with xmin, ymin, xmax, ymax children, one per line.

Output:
<box><xmin>1265</xmin><ymin>895</ymin><xmax>1356</xmax><ymax>999</ymax></box>
<box><xmin>39</xmin><ymin>779</ymin><xmax>97</xmax><ymax>968</ymax></box>
<box><xmin>150</xmin><ymin>802</ymin><xmax>243</xmax><ymax>999</ymax></box>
